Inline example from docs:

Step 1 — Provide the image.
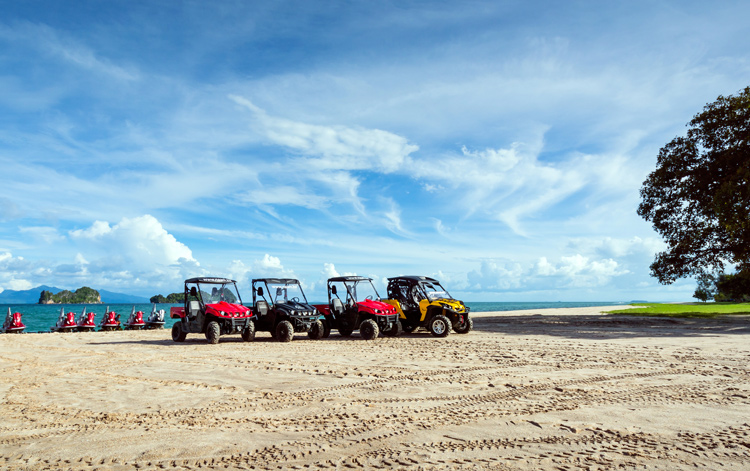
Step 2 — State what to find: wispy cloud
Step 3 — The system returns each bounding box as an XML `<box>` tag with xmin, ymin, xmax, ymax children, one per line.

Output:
<box><xmin>0</xmin><ymin>21</ymin><xmax>139</xmax><ymax>81</ymax></box>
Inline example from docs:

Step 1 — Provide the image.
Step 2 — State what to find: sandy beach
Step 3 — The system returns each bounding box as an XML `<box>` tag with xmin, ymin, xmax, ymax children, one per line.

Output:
<box><xmin>1</xmin><ymin>305</ymin><xmax>749</xmax><ymax>470</ymax></box>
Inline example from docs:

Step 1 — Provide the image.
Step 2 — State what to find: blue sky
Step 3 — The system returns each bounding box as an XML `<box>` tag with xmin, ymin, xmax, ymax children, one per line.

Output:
<box><xmin>1</xmin><ymin>0</ymin><xmax>748</xmax><ymax>301</ymax></box>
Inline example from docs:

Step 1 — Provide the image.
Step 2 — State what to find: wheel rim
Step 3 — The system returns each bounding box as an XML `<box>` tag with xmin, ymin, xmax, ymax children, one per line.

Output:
<box><xmin>433</xmin><ymin>319</ymin><xmax>446</xmax><ymax>334</ymax></box>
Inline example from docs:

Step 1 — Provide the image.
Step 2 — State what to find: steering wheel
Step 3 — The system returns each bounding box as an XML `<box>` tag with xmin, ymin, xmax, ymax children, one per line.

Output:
<box><xmin>366</xmin><ymin>295</ymin><xmax>373</xmax><ymax>301</ymax></box>
<box><xmin>291</xmin><ymin>297</ymin><xmax>300</xmax><ymax>303</ymax></box>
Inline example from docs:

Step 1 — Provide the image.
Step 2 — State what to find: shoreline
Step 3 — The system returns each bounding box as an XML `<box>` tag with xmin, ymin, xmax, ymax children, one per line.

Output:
<box><xmin>7</xmin><ymin>304</ymin><xmax>636</xmax><ymax>334</ymax></box>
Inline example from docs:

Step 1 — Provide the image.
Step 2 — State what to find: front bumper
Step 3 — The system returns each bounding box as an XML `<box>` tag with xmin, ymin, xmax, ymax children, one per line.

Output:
<box><xmin>291</xmin><ymin>316</ymin><xmax>321</xmax><ymax>332</ymax></box>
<box><xmin>375</xmin><ymin>313</ymin><xmax>399</xmax><ymax>329</ymax></box>
<box><xmin>229</xmin><ymin>317</ymin><xmax>254</xmax><ymax>332</ymax></box>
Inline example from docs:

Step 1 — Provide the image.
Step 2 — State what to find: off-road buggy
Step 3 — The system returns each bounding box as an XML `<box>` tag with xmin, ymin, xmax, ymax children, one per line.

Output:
<box><xmin>251</xmin><ymin>278</ymin><xmax>324</xmax><ymax>342</ymax></box>
<box><xmin>170</xmin><ymin>277</ymin><xmax>256</xmax><ymax>344</ymax></box>
<box><xmin>313</xmin><ymin>276</ymin><xmax>401</xmax><ymax>340</ymax></box>
<box><xmin>382</xmin><ymin>276</ymin><xmax>471</xmax><ymax>337</ymax></box>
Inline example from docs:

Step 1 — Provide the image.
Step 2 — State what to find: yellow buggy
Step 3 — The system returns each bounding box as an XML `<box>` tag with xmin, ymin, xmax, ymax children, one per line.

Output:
<box><xmin>382</xmin><ymin>276</ymin><xmax>471</xmax><ymax>337</ymax></box>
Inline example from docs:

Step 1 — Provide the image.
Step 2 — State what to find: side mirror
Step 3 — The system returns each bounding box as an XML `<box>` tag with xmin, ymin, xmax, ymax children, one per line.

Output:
<box><xmin>190</xmin><ymin>287</ymin><xmax>198</xmax><ymax>297</ymax></box>
<box><xmin>331</xmin><ymin>285</ymin><xmax>337</xmax><ymax>295</ymax></box>
<box><xmin>256</xmin><ymin>287</ymin><xmax>264</xmax><ymax>297</ymax></box>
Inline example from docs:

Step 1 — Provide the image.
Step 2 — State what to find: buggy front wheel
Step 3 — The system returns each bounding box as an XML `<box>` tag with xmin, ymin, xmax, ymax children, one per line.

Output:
<box><xmin>308</xmin><ymin>320</ymin><xmax>324</xmax><ymax>340</ymax></box>
<box><xmin>359</xmin><ymin>319</ymin><xmax>379</xmax><ymax>340</ymax></box>
<box><xmin>241</xmin><ymin>322</ymin><xmax>255</xmax><ymax>342</ymax></box>
<box><xmin>453</xmin><ymin>316</ymin><xmax>473</xmax><ymax>334</ymax></box>
<box><xmin>276</xmin><ymin>320</ymin><xmax>294</xmax><ymax>342</ymax></box>
<box><xmin>428</xmin><ymin>315</ymin><xmax>450</xmax><ymax>338</ymax></box>
<box><xmin>172</xmin><ymin>322</ymin><xmax>186</xmax><ymax>342</ymax></box>
<box><xmin>206</xmin><ymin>321</ymin><xmax>220</xmax><ymax>344</ymax></box>
<box><xmin>382</xmin><ymin>320</ymin><xmax>402</xmax><ymax>337</ymax></box>
<box><xmin>321</xmin><ymin>319</ymin><xmax>331</xmax><ymax>338</ymax></box>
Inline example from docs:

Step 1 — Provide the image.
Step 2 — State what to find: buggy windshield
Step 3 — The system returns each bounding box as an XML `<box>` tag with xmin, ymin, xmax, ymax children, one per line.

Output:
<box><xmin>343</xmin><ymin>279</ymin><xmax>381</xmax><ymax>303</ymax></box>
<box><xmin>422</xmin><ymin>282</ymin><xmax>453</xmax><ymax>302</ymax></box>
<box><xmin>268</xmin><ymin>281</ymin><xmax>308</xmax><ymax>304</ymax></box>
<box><xmin>196</xmin><ymin>282</ymin><xmax>240</xmax><ymax>305</ymax></box>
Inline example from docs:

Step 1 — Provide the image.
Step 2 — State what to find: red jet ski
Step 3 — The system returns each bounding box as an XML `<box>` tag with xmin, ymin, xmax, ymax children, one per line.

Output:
<box><xmin>76</xmin><ymin>307</ymin><xmax>97</xmax><ymax>332</ymax></box>
<box><xmin>124</xmin><ymin>306</ymin><xmax>145</xmax><ymax>330</ymax></box>
<box><xmin>51</xmin><ymin>307</ymin><xmax>77</xmax><ymax>333</ymax></box>
<box><xmin>2</xmin><ymin>307</ymin><xmax>25</xmax><ymax>333</ymax></box>
<box><xmin>99</xmin><ymin>307</ymin><xmax>121</xmax><ymax>331</ymax></box>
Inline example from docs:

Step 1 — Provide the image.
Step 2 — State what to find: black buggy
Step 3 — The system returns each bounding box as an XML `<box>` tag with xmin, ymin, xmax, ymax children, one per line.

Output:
<box><xmin>251</xmin><ymin>278</ymin><xmax>325</xmax><ymax>342</ymax></box>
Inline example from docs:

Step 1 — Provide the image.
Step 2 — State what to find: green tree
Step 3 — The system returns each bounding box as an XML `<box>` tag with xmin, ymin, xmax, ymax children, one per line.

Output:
<box><xmin>692</xmin><ymin>274</ymin><xmax>715</xmax><ymax>302</ymax></box>
<box><xmin>150</xmin><ymin>294</ymin><xmax>167</xmax><ymax>303</ymax></box>
<box><xmin>638</xmin><ymin>87</ymin><xmax>750</xmax><ymax>286</ymax></box>
<box><xmin>56</xmin><ymin>290</ymin><xmax>73</xmax><ymax>302</ymax></box>
<box><xmin>73</xmin><ymin>286</ymin><xmax>99</xmax><ymax>303</ymax></box>
<box><xmin>165</xmin><ymin>292</ymin><xmax>184</xmax><ymax>303</ymax></box>
<box><xmin>714</xmin><ymin>272</ymin><xmax>750</xmax><ymax>302</ymax></box>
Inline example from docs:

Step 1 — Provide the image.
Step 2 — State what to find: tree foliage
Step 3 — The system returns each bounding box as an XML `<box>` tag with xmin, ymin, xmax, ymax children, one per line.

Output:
<box><xmin>692</xmin><ymin>274</ymin><xmax>715</xmax><ymax>302</ymax></box>
<box><xmin>691</xmin><ymin>272</ymin><xmax>750</xmax><ymax>302</ymax></box>
<box><xmin>638</xmin><ymin>87</ymin><xmax>750</xmax><ymax>284</ymax></box>
<box><xmin>714</xmin><ymin>272</ymin><xmax>750</xmax><ymax>302</ymax></box>
<box><xmin>166</xmin><ymin>292</ymin><xmax>184</xmax><ymax>303</ymax></box>
<box><xmin>150</xmin><ymin>293</ymin><xmax>185</xmax><ymax>303</ymax></box>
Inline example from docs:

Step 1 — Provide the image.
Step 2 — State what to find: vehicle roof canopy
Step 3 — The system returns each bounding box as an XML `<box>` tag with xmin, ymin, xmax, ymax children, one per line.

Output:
<box><xmin>387</xmin><ymin>276</ymin><xmax>439</xmax><ymax>283</ymax></box>
<box><xmin>328</xmin><ymin>276</ymin><xmax>372</xmax><ymax>283</ymax></box>
<box><xmin>252</xmin><ymin>278</ymin><xmax>301</xmax><ymax>285</ymax></box>
<box><xmin>185</xmin><ymin>277</ymin><xmax>236</xmax><ymax>284</ymax></box>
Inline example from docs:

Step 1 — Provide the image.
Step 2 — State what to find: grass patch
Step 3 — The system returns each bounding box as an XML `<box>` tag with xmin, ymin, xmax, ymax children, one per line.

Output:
<box><xmin>607</xmin><ymin>303</ymin><xmax>750</xmax><ymax>318</ymax></box>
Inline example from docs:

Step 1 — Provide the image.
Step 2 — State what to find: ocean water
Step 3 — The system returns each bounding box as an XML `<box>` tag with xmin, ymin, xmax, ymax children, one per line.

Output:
<box><xmin>2</xmin><ymin>301</ymin><xmax>628</xmax><ymax>333</ymax></box>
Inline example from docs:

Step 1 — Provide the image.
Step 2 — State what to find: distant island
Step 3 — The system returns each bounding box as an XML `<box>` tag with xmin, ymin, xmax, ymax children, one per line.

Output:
<box><xmin>39</xmin><ymin>286</ymin><xmax>101</xmax><ymax>304</ymax></box>
<box><xmin>150</xmin><ymin>293</ymin><xmax>185</xmax><ymax>303</ymax></box>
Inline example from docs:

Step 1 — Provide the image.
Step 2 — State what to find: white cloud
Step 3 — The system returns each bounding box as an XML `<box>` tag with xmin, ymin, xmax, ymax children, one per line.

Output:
<box><xmin>0</xmin><ymin>252</ymin><xmax>33</xmax><ymax>292</ymax></box>
<box><xmin>382</xmin><ymin>200</ymin><xmax>406</xmax><ymax>235</ymax></box>
<box><xmin>237</xmin><ymin>186</ymin><xmax>329</xmax><ymax>209</ymax></box>
<box><xmin>584</xmin><ymin>236</ymin><xmax>665</xmax><ymax>259</ymax></box>
<box><xmin>70</xmin><ymin>215</ymin><xmax>194</xmax><ymax>269</ymax></box>
<box><xmin>468</xmin><ymin>254</ymin><xmax>627</xmax><ymax>292</ymax></box>
<box><xmin>18</xmin><ymin>226</ymin><xmax>65</xmax><ymax>244</ymax></box>
<box><xmin>251</xmin><ymin>254</ymin><xmax>296</xmax><ymax>279</ymax></box>
<box><xmin>467</xmin><ymin>260</ymin><xmax>524</xmax><ymax>290</ymax></box>
<box><xmin>322</xmin><ymin>262</ymin><xmax>340</xmax><ymax>279</ymax></box>
<box><xmin>69</xmin><ymin>220</ymin><xmax>112</xmax><ymax>239</ymax></box>
<box><xmin>0</xmin><ymin>21</ymin><xmax>138</xmax><ymax>81</ymax></box>
<box><xmin>63</xmin><ymin>215</ymin><xmax>200</xmax><ymax>293</ymax></box>
<box><xmin>409</xmin><ymin>139</ymin><xmax>587</xmax><ymax>234</ymax></box>
<box><xmin>545</xmin><ymin>255</ymin><xmax>626</xmax><ymax>288</ymax></box>
<box><xmin>226</xmin><ymin>259</ymin><xmax>251</xmax><ymax>288</ymax></box>
<box><xmin>230</xmin><ymin>95</ymin><xmax>418</xmax><ymax>173</ymax></box>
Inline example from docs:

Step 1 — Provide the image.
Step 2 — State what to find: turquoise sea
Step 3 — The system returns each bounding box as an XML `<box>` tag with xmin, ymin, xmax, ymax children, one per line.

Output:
<box><xmin>2</xmin><ymin>301</ymin><xmax>628</xmax><ymax>333</ymax></box>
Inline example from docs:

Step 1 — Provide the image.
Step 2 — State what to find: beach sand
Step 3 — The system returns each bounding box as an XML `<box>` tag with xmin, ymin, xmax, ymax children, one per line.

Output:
<box><xmin>1</xmin><ymin>305</ymin><xmax>749</xmax><ymax>470</ymax></box>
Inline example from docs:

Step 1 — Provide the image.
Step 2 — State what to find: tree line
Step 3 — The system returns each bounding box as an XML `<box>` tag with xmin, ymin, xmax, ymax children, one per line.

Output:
<box><xmin>149</xmin><ymin>293</ymin><xmax>185</xmax><ymax>303</ymax></box>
